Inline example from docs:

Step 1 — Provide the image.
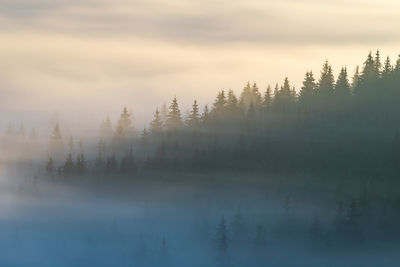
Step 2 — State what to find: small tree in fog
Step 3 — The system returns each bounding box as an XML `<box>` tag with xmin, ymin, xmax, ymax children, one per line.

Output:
<box><xmin>76</xmin><ymin>153</ymin><xmax>86</xmax><ymax>174</ymax></box>
<box><xmin>63</xmin><ymin>153</ymin><xmax>74</xmax><ymax>175</ymax></box>
<box><xmin>105</xmin><ymin>154</ymin><xmax>117</xmax><ymax>172</ymax></box>
<box><xmin>216</xmin><ymin>216</ymin><xmax>229</xmax><ymax>254</ymax></box>
<box><xmin>46</xmin><ymin>156</ymin><xmax>54</xmax><ymax>174</ymax></box>
<box><xmin>231</xmin><ymin>207</ymin><xmax>246</xmax><ymax>242</ymax></box>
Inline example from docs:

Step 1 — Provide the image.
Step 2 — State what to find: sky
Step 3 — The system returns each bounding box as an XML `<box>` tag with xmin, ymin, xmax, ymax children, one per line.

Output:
<box><xmin>1</xmin><ymin>0</ymin><xmax>400</xmax><ymax>134</ymax></box>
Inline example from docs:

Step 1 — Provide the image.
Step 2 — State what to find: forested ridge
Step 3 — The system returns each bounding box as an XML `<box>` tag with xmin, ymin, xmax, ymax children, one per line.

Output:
<box><xmin>2</xmin><ymin>50</ymin><xmax>400</xmax><ymax>176</ymax></box>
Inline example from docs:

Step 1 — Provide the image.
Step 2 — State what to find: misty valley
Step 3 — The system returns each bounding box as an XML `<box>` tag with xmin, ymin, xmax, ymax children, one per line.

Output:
<box><xmin>2</xmin><ymin>51</ymin><xmax>400</xmax><ymax>266</ymax></box>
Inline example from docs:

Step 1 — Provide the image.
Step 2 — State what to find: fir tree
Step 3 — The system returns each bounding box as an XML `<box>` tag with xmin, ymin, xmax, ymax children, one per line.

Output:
<box><xmin>262</xmin><ymin>85</ymin><xmax>273</xmax><ymax>110</ymax></box>
<box><xmin>186</xmin><ymin>100</ymin><xmax>200</xmax><ymax>127</ymax></box>
<box><xmin>165</xmin><ymin>97</ymin><xmax>183</xmax><ymax>131</ymax></box>
<box><xmin>63</xmin><ymin>153</ymin><xmax>75</xmax><ymax>174</ymax></box>
<box><xmin>299</xmin><ymin>71</ymin><xmax>316</xmax><ymax>106</ymax></box>
<box><xmin>150</xmin><ymin>108</ymin><xmax>163</xmax><ymax>134</ymax></box>
<box><xmin>212</xmin><ymin>90</ymin><xmax>226</xmax><ymax>118</ymax></box>
<box><xmin>48</xmin><ymin>123</ymin><xmax>64</xmax><ymax>162</ymax></box>
<box><xmin>317</xmin><ymin>60</ymin><xmax>335</xmax><ymax>99</ymax></box>
<box><xmin>335</xmin><ymin>67</ymin><xmax>351</xmax><ymax>98</ymax></box>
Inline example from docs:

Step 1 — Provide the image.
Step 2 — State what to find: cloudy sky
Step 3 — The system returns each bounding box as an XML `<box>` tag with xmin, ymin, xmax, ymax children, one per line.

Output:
<box><xmin>1</xmin><ymin>0</ymin><xmax>400</xmax><ymax>132</ymax></box>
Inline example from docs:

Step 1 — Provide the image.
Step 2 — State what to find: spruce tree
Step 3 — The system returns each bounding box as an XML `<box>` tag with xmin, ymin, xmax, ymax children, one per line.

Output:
<box><xmin>335</xmin><ymin>67</ymin><xmax>351</xmax><ymax>98</ymax></box>
<box><xmin>262</xmin><ymin>85</ymin><xmax>273</xmax><ymax>110</ymax></box>
<box><xmin>226</xmin><ymin>90</ymin><xmax>239</xmax><ymax>117</ymax></box>
<box><xmin>299</xmin><ymin>71</ymin><xmax>316</xmax><ymax>106</ymax></box>
<box><xmin>48</xmin><ymin>123</ymin><xmax>64</xmax><ymax>162</ymax></box>
<box><xmin>150</xmin><ymin>108</ymin><xmax>163</xmax><ymax>134</ymax></box>
<box><xmin>212</xmin><ymin>90</ymin><xmax>226</xmax><ymax>118</ymax></box>
<box><xmin>165</xmin><ymin>97</ymin><xmax>183</xmax><ymax>131</ymax></box>
<box><xmin>317</xmin><ymin>60</ymin><xmax>335</xmax><ymax>99</ymax></box>
<box><xmin>186</xmin><ymin>100</ymin><xmax>200</xmax><ymax>127</ymax></box>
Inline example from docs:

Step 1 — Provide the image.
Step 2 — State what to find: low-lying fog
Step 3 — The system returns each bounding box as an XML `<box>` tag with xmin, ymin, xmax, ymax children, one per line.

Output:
<box><xmin>1</xmin><ymin>166</ymin><xmax>399</xmax><ymax>267</ymax></box>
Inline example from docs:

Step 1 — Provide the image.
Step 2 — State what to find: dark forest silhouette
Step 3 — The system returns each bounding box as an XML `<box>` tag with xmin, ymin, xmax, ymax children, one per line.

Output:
<box><xmin>27</xmin><ymin>50</ymin><xmax>400</xmax><ymax>177</ymax></box>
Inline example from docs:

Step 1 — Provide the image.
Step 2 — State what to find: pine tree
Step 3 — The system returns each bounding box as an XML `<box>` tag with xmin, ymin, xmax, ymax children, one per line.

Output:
<box><xmin>374</xmin><ymin>50</ymin><xmax>382</xmax><ymax>77</ymax></box>
<box><xmin>226</xmin><ymin>90</ymin><xmax>240</xmax><ymax>117</ymax></box>
<box><xmin>63</xmin><ymin>153</ymin><xmax>74</xmax><ymax>174</ymax></box>
<box><xmin>317</xmin><ymin>60</ymin><xmax>335</xmax><ymax>99</ymax></box>
<box><xmin>113</xmin><ymin>107</ymin><xmax>133</xmax><ymax>148</ymax></box>
<box><xmin>186</xmin><ymin>100</ymin><xmax>200</xmax><ymax>127</ymax></box>
<box><xmin>201</xmin><ymin>105</ymin><xmax>210</xmax><ymax>124</ymax></box>
<box><xmin>165</xmin><ymin>97</ymin><xmax>183</xmax><ymax>131</ymax></box>
<box><xmin>76</xmin><ymin>153</ymin><xmax>86</xmax><ymax>174</ymax></box>
<box><xmin>351</xmin><ymin>66</ymin><xmax>360</xmax><ymax>91</ymax></box>
<box><xmin>299</xmin><ymin>71</ymin><xmax>316</xmax><ymax>106</ymax></box>
<box><xmin>335</xmin><ymin>67</ymin><xmax>351</xmax><ymax>98</ymax></box>
<box><xmin>231</xmin><ymin>207</ymin><xmax>246</xmax><ymax>241</ymax></box>
<box><xmin>141</xmin><ymin>127</ymin><xmax>150</xmax><ymax>144</ymax></box>
<box><xmin>48</xmin><ymin>123</ymin><xmax>64</xmax><ymax>162</ymax></box>
<box><xmin>68</xmin><ymin>136</ymin><xmax>74</xmax><ymax>155</ymax></box>
<box><xmin>95</xmin><ymin>139</ymin><xmax>105</xmax><ymax>168</ymax></box>
<box><xmin>100</xmin><ymin>115</ymin><xmax>113</xmax><ymax>139</ymax></box>
<box><xmin>120</xmin><ymin>145</ymin><xmax>135</xmax><ymax>172</ymax></box>
<box><xmin>150</xmin><ymin>109</ymin><xmax>163</xmax><ymax>134</ymax></box>
<box><xmin>212</xmin><ymin>90</ymin><xmax>226</xmax><ymax>118</ymax></box>
<box><xmin>262</xmin><ymin>85</ymin><xmax>273</xmax><ymax>110</ymax></box>
<box><xmin>105</xmin><ymin>154</ymin><xmax>117</xmax><ymax>172</ymax></box>
<box><xmin>382</xmin><ymin>56</ymin><xmax>393</xmax><ymax>80</ymax></box>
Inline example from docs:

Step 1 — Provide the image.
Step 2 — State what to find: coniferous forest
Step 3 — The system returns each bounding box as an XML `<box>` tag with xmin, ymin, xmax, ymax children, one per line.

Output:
<box><xmin>2</xmin><ymin>51</ymin><xmax>400</xmax><ymax>266</ymax></box>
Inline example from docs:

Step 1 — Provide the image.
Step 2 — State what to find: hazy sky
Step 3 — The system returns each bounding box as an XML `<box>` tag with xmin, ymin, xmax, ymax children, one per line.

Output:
<box><xmin>1</xmin><ymin>0</ymin><xmax>400</xmax><ymax>132</ymax></box>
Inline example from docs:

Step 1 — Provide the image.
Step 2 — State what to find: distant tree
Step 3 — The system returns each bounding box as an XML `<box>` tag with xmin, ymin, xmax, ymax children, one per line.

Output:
<box><xmin>262</xmin><ymin>85</ymin><xmax>273</xmax><ymax>110</ymax></box>
<box><xmin>68</xmin><ymin>136</ymin><xmax>74</xmax><ymax>155</ymax></box>
<box><xmin>201</xmin><ymin>105</ymin><xmax>210</xmax><ymax>124</ymax></box>
<box><xmin>216</xmin><ymin>216</ymin><xmax>229</xmax><ymax>254</ymax></box>
<box><xmin>120</xmin><ymin>145</ymin><xmax>135</xmax><ymax>172</ymax></box>
<box><xmin>226</xmin><ymin>90</ymin><xmax>240</xmax><ymax>118</ymax></box>
<box><xmin>212</xmin><ymin>90</ymin><xmax>226</xmax><ymax>118</ymax></box>
<box><xmin>150</xmin><ymin>108</ymin><xmax>163</xmax><ymax>134</ymax></box>
<box><xmin>113</xmin><ymin>107</ymin><xmax>133</xmax><ymax>145</ymax></box>
<box><xmin>316</xmin><ymin>61</ymin><xmax>335</xmax><ymax>100</ymax></box>
<box><xmin>95</xmin><ymin>139</ymin><xmax>105</xmax><ymax>168</ymax></box>
<box><xmin>46</xmin><ymin>156</ymin><xmax>54</xmax><ymax>174</ymax></box>
<box><xmin>160</xmin><ymin>103</ymin><xmax>168</xmax><ymax>123</ymax></box>
<box><xmin>48</xmin><ymin>123</ymin><xmax>64</xmax><ymax>162</ymax></box>
<box><xmin>63</xmin><ymin>153</ymin><xmax>74</xmax><ymax>174</ymax></box>
<box><xmin>351</xmin><ymin>66</ymin><xmax>360</xmax><ymax>90</ymax></box>
<box><xmin>158</xmin><ymin>237</ymin><xmax>171</xmax><ymax>266</ymax></box>
<box><xmin>165</xmin><ymin>97</ymin><xmax>183</xmax><ymax>131</ymax></box>
<box><xmin>335</xmin><ymin>67</ymin><xmax>351</xmax><ymax>98</ymax></box>
<box><xmin>374</xmin><ymin>50</ymin><xmax>382</xmax><ymax>77</ymax></box>
<box><xmin>274</xmin><ymin>78</ymin><xmax>294</xmax><ymax>110</ymax></box>
<box><xmin>231</xmin><ymin>207</ymin><xmax>246</xmax><ymax>242</ymax></box>
<box><xmin>382</xmin><ymin>56</ymin><xmax>393</xmax><ymax>80</ymax></box>
<box><xmin>186</xmin><ymin>100</ymin><xmax>200</xmax><ymax>127</ymax></box>
<box><xmin>141</xmin><ymin>127</ymin><xmax>150</xmax><ymax>144</ymax></box>
<box><xmin>105</xmin><ymin>154</ymin><xmax>117</xmax><ymax>172</ymax></box>
<box><xmin>299</xmin><ymin>71</ymin><xmax>316</xmax><ymax>106</ymax></box>
<box><xmin>100</xmin><ymin>115</ymin><xmax>113</xmax><ymax>139</ymax></box>
<box><xmin>76</xmin><ymin>153</ymin><xmax>86</xmax><ymax>174</ymax></box>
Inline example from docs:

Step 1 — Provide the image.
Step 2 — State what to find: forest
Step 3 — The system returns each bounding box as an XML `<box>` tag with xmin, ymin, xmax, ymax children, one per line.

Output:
<box><xmin>2</xmin><ymin>50</ymin><xmax>400</xmax><ymax>266</ymax></box>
